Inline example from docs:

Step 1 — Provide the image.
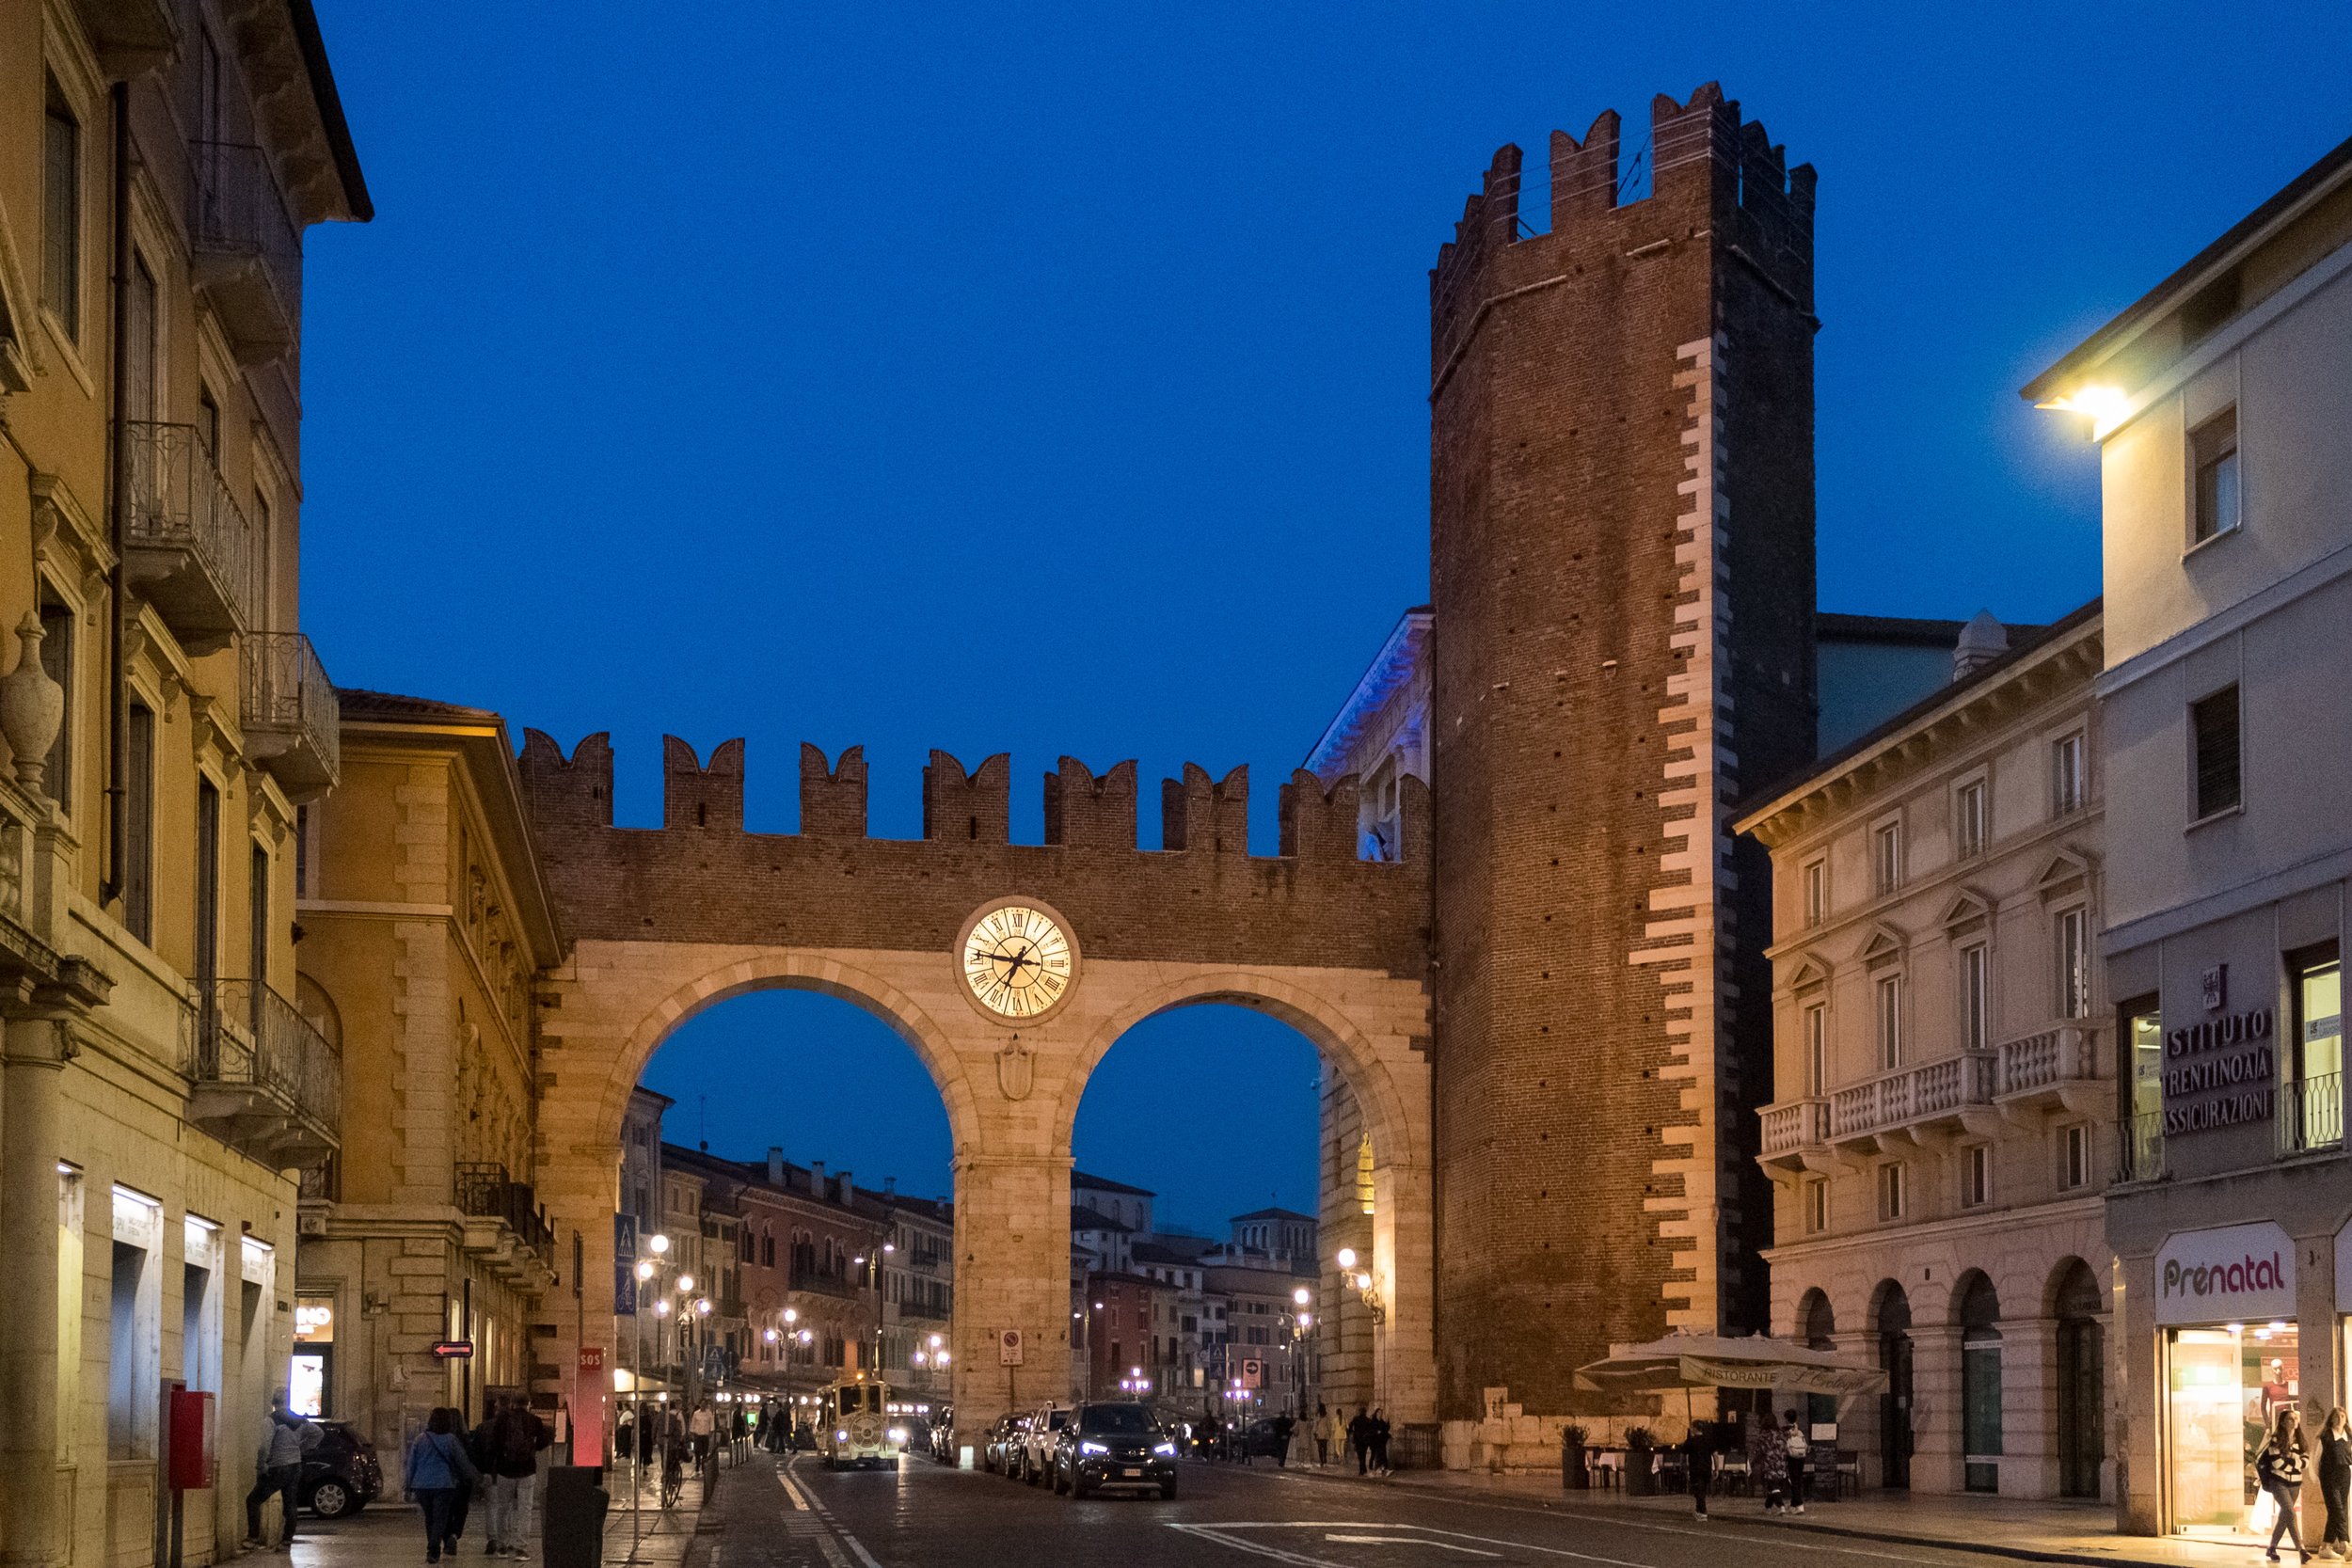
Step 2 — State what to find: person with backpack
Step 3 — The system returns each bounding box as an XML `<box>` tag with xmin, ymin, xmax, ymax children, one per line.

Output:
<box><xmin>407</xmin><ymin>1407</ymin><xmax>482</xmax><ymax>1565</ymax></box>
<box><xmin>487</xmin><ymin>1394</ymin><xmax>551</xmax><ymax>1560</ymax></box>
<box><xmin>1781</xmin><ymin>1409</ymin><xmax>1811</xmax><ymax>1514</ymax></box>
<box><xmin>2257</xmin><ymin>1404</ymin><xmax>2312</xmax><ymax>1563</ymax></box>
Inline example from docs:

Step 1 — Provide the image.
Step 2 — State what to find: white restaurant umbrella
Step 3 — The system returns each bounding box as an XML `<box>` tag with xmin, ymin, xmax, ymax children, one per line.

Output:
<box><xmin>1573</xmin><ymin>1331</ymin><xmax>1888</xmax><ymax>1420</ymax></box>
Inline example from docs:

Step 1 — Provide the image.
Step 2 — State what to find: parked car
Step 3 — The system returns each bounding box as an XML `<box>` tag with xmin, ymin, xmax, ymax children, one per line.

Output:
<box><xmin>301</xmin><ymin>1420</ymin><xmax>382</xmax><ymax>1518</ymax></box>
<box><xmin>1049</xmin><ymin>1402</ymin><xmax>1179</xmax><ymax>1500</ymax></box>
<box><xmin>1234</xmin><ymin>1418</ymin><xmax>1294</xmax><ymax>1464</ymax></box>
<box><xmin>983</xmin><ymin>1415</ymin><xmax>1025</xmax><ymax>1475</ymax></box>
<box><xmin>1018</xmin><ymin>1404</ymin><xmax>1071</xmax><ymax>1483</ymax></box>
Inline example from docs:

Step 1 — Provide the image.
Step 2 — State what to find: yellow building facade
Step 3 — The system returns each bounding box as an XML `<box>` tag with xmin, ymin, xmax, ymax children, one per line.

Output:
<box><xmin>0</xmin><ymin>3</ymin><xmax>368</xmax><ymax>1565</ymax></box>
<box><xmin>294</xmin><ymin>693</ymin><xmax>564</xmax><ymax>1465</ymax></box>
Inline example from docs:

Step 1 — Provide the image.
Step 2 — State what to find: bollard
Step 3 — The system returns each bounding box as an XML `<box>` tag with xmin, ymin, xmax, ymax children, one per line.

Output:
<box><xmin>541</xmin><ymin>1465</ymin><xmax>609</xmax><ymax>1568</ymax></box>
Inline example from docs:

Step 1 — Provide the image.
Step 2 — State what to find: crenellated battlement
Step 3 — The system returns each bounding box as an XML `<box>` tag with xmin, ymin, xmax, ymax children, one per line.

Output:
<box><xmin>1431</xmin><ymin>82</ymin><xmax>1817</xmax><ymax>371</ymax></box>
<box><xmin>515</xmin><ymin>733</ymin><xmax>1427</xmax><ymax>971</ymax></box>
<box><xmin>514</xmin><ymin>733</ymin><xmax>1423</xmax><ymax>866</ymax></box>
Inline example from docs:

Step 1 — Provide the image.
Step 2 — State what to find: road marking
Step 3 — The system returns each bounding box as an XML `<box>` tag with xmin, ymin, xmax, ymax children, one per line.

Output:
<box><xmin>1168</xmin><ymin>1525</ymin><xmax>1352</xmax><ymax>1566</ymax></box>
<box><xmin>1327</xmin><ymin>1534</ymin><xmax>1501</xmax><ymax>1556</ymax></box>
<box><xmin>777</xmin><ymin>1467</ymin><xmax>812</xmax><ymax>1511</ymax></box>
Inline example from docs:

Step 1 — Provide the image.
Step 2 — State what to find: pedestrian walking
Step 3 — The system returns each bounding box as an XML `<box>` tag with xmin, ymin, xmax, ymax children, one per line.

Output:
<box><xmin>2317</xmin><ymin>1407</ymin><xmax>2350</xmax><ymax>1560</ymax></box>
<box><xmin>1781</xmin><ymin>1409</ymin><xmax>1810</xmax><ymax>1514</ymax></box>
<box><xmin>1369</xmin><ymin>1409</ymin><xmax>1392</xmax><ymax>1477</ymax></box>
<box><xmin>615</xmin><ymin>1410</ymin><xmax>636</xmax><ymax>1472</ymax></box>
<box><xmin>2258</xmin><ymin>1404</ymin><xmax>2312</xmax><ymax>1563</ymax></box>
<box><xmin>1273</xmin><ymin>1414</ymin><xmax>1296</xmax><ymax>1469</ymax></box>
<box><xmin>1683</xmin><ymin>1419</ymin><xmax>1715</xmax><ymax>1521</ymax></box>
<box><xmin>1347</xmin><ymin>1407</ymin><xmax>1371</xmax><ymax>1475</ymax></box>
<box><xmin>1749</xmin><ymin>1408</ymin><xmax>1789</xmax><ymax>1513</ymax></box>
<box><xmin>487</xmin><ymin>1393</ymin><xmax>550</xmax><ymax>1560</ymax></box>
<box><xmin>406</xmin><ymin>1408</ymin><xmax>482</xmax><ymax>1565</ymax></box>
<box><xmin>689</xmin><ymin>1402</ymin><xmax>717</xmax><ymax>1476</ymax></box>
<box><xmin>1311</xmin><ymin>1403</ymin><xmax>1335</xmax><ymax>1467</ymax></box>
<box><xmin>242</xmin><ymin>1391</ymin><xmax>322</xmax><ymax>1551</ymax></box>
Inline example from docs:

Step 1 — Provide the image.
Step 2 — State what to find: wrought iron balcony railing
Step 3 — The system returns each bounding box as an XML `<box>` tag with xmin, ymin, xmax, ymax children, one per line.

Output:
<box><xmin>455</xmin><ymin>1161</ymin><xmax>557</xmax><ymax>1260</ymax></box>
<box><xmin>242</xmin><ymin>632</ymin><xmax>340</xmax><ymax>798</ymax></box>
<box><xmin>2279</xmin><ymin>1072</ymin><xmax>2344</xmax><ymax>1158</ymax></box>
<box><xmin>2118</xmin><ymin>1110</ymin><xmax>2167</xmax><ymax>1183</ymax></box>
<box><xmin>122</xmin><ymin>420</ymin><xmax>261</xmax><ymax>647</ymax></box>
<box><xmin>188</xmin><ymin>140</ymin><xmax>302</xmax><ymax>362</ymax></box>
<box><xmin>189</xmin><ymin>978</ymin><xmax>339</xmax><ymax>1167</ymax></box>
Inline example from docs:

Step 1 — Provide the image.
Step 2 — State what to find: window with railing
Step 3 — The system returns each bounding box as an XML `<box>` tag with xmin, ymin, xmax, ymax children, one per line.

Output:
<box><xmin>2283</xmin><ymin>951</ymin><xmax>2343</xmax><ymax>1156</ymax></box>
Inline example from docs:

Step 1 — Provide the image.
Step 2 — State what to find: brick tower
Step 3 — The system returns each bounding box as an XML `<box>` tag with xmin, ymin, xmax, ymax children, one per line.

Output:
<box><xmin>1427</xmin><ymin>84</ymin><xmax>1817</xmax><ymax>1422</ymax></box>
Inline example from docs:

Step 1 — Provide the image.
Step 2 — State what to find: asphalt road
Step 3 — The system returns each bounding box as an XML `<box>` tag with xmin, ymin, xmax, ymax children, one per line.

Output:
<box><xmin>712</xmin><ymin>1451</ymin><xmax>2017</xmax><ymax>1568</ymax></box>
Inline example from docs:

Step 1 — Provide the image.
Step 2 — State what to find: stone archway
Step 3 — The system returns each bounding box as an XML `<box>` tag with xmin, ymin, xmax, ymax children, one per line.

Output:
<box><xmin>518</xmin><ymin>734</ymin><xmax>1434</xmax><ymax>1446</ymax></box>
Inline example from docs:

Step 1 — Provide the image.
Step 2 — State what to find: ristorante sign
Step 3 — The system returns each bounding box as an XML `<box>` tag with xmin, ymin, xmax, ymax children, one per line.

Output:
<box><xmin>2163</xmin><ymin>1006</ymin><xmax>2276</xmax><ymax>1133</ymax></box>
<box><xmin>2155</xmin><ymin>1221</ymin><xmax>2296</xmax><ymax>1325</ymax></box>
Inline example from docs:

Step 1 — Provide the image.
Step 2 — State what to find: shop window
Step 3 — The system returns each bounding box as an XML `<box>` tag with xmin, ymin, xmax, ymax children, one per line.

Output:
<box><xmin>2190</xmin><ymin>406</ymin><xmax>2240</xmax><ymax>544</ymax></box>
<box><xmin>1960</xmin><ymin>1275</ymin><xmax>2004</xmax><ymax>1493</ymax></box>
<box><xmin>2168</xmin><ymin>1322</ymin><xmax>2299</xmax><ymax>1538</ymax></box>
<box><xmin>1875</xmin><ymin>1162</ymin><xmax>1906</xmax><ymax>1222</ymax></box>
<box><xmin>2190</xmin><ymin>685</ymin><xmax>2241</xmax><ymax>821</ymax></box>
<box><xmin>2286</xmin><ymin>948</ymin><xmax>2343</xmax><ymax>1154</ymax></box>
<box><xmin>2053</xmin><ymin>731</ymin><xmax>2087</xmax><ymax>816</ymax></box>
<box><xmin>1961</xmin><ymin>1144</ymin><xmax>1990</xmax><ymax>1209</ymax></box>
<box><xmin>2058</xmin><ymin>1123</ymin><xmax>2091</xmax><ymax>1190</ymax></box>
<box><xmin>1956</xmin><ymin>779</ymin><xmax>1988</xmax><ymax>859</ymax></box>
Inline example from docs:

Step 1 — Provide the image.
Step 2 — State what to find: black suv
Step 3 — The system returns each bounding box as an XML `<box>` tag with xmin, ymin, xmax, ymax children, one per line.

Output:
<box><xmin>1048</xmin><ymin>1402</ymin><xmax>1178</xmax><ymax>1500</ymax></box>
<box><xmin>301</xmin><ymin>1420</ymin><xmax>382</xmax><ymax>1518</ymax></box>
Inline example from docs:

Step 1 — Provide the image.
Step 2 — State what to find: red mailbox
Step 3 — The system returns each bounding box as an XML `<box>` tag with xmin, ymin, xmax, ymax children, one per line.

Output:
<box><xmin>167</xmin><ymin>1388</ymin><xmax>215</xmax><ymax>1491</ymax></box>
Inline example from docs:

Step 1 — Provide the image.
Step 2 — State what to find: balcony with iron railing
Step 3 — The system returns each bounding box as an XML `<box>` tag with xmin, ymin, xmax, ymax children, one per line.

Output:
<box><xmin>2279</xmin><ymin>1072</ymin><xmax>2344</xmax><ymax>1159</ymax></box>
<box><xmin>188</xmin><ymin>978</ymin><xmax>339</xmax><ymax>1169</ymax></box>
<box><xmin>2118</xmin><ymin>1110</ymin><xmax>2167</xmax><ymax>1183</ymax></box>
<box><xmin>123</xmin><ymin>421</ymin><xmax>262</xmax><ymax>650</ymax></box>
<box><xmin>455</xmin><ymin>1162</ymin><xmax>558</xmax><ymax>1284</ymax></box>
<box><xmin>188</xmin><ymin>141</ymin><xmax>302</xmax><ymax>363</ymax></box>
<box><xmin>242</xmin><ymin>632</ymin><xmax>340</xmax><ymax>799</ymax></box>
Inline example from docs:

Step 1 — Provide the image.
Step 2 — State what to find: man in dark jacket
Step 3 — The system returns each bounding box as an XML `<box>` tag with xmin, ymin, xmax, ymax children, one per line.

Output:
<box><xmin>1348</xmin><ymin>1407</ymin><xmax>1372</xmax><ymax>1475</ymax></box>
<box><xmin>487</xmin><ymin>1395</ymin><xmax>550</xmax><ymax>1560</ymax></box>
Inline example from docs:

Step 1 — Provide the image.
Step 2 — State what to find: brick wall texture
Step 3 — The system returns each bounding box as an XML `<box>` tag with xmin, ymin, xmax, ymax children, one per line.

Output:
<box><xmin>1425</xmin><ymin>84</ymin><xmax>1818</xmax><ymax>1419</ymax></box>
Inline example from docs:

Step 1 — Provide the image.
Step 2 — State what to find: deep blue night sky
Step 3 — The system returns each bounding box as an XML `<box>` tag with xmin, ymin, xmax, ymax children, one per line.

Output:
<box><xmin>302</xmin><ymin>2</ymin><xmax>2352</xmax><ymax>1226</ymax></box>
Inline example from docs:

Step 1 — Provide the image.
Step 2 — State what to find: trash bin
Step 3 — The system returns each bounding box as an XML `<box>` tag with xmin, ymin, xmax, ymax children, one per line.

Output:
<box><xmin>541</xmin><ymin>1465</ymin><xmax>609</xmax><ymax>1568</ymax></box>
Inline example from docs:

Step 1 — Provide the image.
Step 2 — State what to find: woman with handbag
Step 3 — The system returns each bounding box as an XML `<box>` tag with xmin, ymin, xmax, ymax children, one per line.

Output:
<box><xmin>406</xmin><ymin>1407</ymin><xmax>483</xmax><ymax>1564</ymax></box>
<box><xmin>2257</xmin><ymin>1405</ymin><xmax>2313</xmax><ymax>1564</ymax></box>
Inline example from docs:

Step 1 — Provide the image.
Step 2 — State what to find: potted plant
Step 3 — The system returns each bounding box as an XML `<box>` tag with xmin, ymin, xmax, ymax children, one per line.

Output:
<box><xmin>1561</xmin><ymin>1424</ymin><xmax>1590</xmax><ymax>1490</ymax></box>
<box><xmin>1625</xmin><ymin>1426</ymin><xmax>1658</xmax><ymax>1496</ymax></box>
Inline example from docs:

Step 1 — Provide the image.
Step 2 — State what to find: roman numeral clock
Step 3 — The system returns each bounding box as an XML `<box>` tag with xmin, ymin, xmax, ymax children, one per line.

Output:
<box><xmin>956</xmin><ymin>897</ymin><xmax>1080</xmax><ymax>1024</ymax></box>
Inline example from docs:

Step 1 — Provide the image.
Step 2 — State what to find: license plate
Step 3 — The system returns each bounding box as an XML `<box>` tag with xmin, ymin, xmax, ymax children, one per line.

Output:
<box><xmin>1121</xmin><ymin>1467</ymin><xmax>1142</xmax><ymax>1478</ymax></box>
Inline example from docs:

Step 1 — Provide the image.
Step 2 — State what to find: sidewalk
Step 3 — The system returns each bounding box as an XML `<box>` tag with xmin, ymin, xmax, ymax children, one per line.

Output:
<box><xmin>283</xmin><ymin>1465</ymin><xmax>714</xmax><ymax>1568</ymax></box>
<box><xmin>1282</xmin><ymin>1461</ymin><xmax>2299</xmax><ymax>1568</ymax></box>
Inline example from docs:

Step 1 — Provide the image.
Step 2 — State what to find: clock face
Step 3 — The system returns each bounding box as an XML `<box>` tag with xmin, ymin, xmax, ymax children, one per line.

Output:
<box><xmin>960</xmin><ymin>904</ymin><xmax>1075</xmax><ymax>1021</ymax></box>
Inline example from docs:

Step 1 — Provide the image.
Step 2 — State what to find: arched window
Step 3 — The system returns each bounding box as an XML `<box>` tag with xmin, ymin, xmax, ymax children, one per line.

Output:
<box><xmin>1798</xmin><ymin>1289</ymin><xmax>1838</xmax><ymax>1427</ymax></box>
<box><xmin>1959</xmin><ymin>1273</ymin><xmax>2003</xmax><ymax>1493</ymax></box>
<box><xmin>1873</xmin><ymin>1281</ymin><xmax>1913</xmax><ymax>1490</ymax></box>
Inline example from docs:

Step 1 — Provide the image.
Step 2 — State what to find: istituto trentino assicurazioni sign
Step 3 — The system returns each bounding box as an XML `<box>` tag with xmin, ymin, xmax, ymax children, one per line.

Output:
<box><xmin>2162</xmin><ymin>1004</ymin><xmax>2276</xmax><ymax>1134</ymax></box>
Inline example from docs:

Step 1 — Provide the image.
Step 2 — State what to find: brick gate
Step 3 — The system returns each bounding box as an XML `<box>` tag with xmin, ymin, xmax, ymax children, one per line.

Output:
<box><xmin>517</xmin><ymin>734</ymin><xmax>1435</xmax><ymax>1443</ymax></box>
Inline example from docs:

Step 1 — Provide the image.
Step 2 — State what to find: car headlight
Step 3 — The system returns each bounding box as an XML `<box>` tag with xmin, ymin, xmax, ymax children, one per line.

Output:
<box><xmin>835</xmin><ymin>1430</ymin><xmax>849</xmax><ymax>1442</ymax></box>
<box><xmin>1153</xmin><ymin>1441</ymin><xmax>1177</xmax><ymax>1456</ymax></box>
<box><xmin>887</xmin><ymin>1428</ymin><xmax>908</xmax><ymax>1444</ymax></box>
<box><xmin>1079</xmin><ymin>1441</ymin><xmax>1108</xmax><ymax>1455</ymax></box>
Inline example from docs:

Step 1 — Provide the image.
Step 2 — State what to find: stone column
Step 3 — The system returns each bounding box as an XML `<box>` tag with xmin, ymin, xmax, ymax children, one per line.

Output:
<box><xmin>2115</xmin><ymin>1251</ymin><xmax>2161</xmax><ymax>1534</ymax></box>
<box><xmin>0</xmin><ymin>1009</ymin><xmax>69</xmax><ymax>1568</ymax></box>
<box><xmin>949</xmin><ymin>1151</ymin><xmax>1070</xmax><ymax>1448</ymax></box>
<box><xmin>2001</xmin><ymin>1315</ymin><xmax>2059</xmax><ymax>1499</ymax></box>
<box><xmin>1370</xmin><ymin>1159</ymin><xmax>1436</xmax><ymax>1426</ymax></box>
<box><xmin>1908</xmin><ymin>1323</ymin><xmax>1964</xmax><ymax>1495</ymax></box>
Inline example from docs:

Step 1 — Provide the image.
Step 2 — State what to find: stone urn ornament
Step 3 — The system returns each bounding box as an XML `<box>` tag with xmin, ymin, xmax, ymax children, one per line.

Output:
<box><xmin>0</xmin><ymin>612</ymin><xmax>63</xmax><ymax>799</ymax></box>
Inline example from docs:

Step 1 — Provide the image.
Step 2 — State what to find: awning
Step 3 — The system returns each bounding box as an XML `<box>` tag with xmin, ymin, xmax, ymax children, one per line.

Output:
<box><xmin>1574</xmin><ymin>1331</ymin><xmax>1889</xmax><ymax>1397</ymax></box>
